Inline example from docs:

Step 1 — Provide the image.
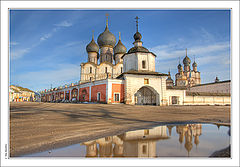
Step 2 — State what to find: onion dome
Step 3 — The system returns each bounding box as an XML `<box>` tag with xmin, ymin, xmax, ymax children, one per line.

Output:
<box><xmin>86</xmin><ymin>32</ymin><xmax>99</xmax><ymax>53</ymax></box>
<box><xmin>194</xmin><ymin>136</ymin><xmax>200</xmax><ymax>146</ymax></box>
<box><xmin>97</xmin><ymin>16</ymin><xmax>116</xmax><ymax>48</ymax></box>
<box><xmin>183</xmin><ymin>56</ymin><xmax>191</xmax><ymax>65</ymax></box>
<box><xmin>178</xmin><ymin>63</ymin><xmax>182</xmax><ymax>69</ymax></box>
<box><xmin>183</xmin><ymin>48</ymin><xmax>191</xmax><ymax>65</ymax></box>
<box><xmin>192</xmin><ymin>61</ymin><xmax>197</xmax><ymax>67</ymax></box>
<box><xmin>114</xmin><ymin>32</ymin><xmax>127</xmax><ymax>54</ymax></box>
<box><xmin>185</xmin><ymin>140</ymin><xmax>193</xmax><ymax>154</ymax></box>
<box><xmin>134</xmin><ymin>31</ymin><xmax>142</xmax><ymax>41</ymax></box>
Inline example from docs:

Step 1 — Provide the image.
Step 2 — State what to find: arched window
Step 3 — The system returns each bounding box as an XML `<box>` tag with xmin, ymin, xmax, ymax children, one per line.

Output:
<box><xmin>90</xmin><ymin>67</ymin><xmax>92</xmax><ymax>73</ymax></box>
<box><xmin>105</xmin><ymin>67</ymin><xmax>108</xmax><ymax>73</ymax></box>
<box><xmin>142</xmin><ymin>60</ymin><xmax>146</xmax><ymax>69</ymax></box>
<box><xmin>121</xmin><ymin>67</ymin><xmax>123</xmax><ymax>73</ymax></box>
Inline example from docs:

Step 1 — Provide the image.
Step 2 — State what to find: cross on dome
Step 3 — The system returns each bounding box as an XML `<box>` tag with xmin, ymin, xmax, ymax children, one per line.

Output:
<box><xmin>135</xmin><ymin>16</ymin><xmax>140</xmax><ymax>32</ymax></box>
<box><xmin>106</xmin><ymin>13</ymin><xmax>109</xmax><ymax>27</ymax></box>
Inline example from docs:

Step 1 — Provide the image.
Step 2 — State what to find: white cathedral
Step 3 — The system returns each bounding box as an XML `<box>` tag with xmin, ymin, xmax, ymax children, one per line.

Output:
<box><xmin>80</xmin><ymin>16</ymin><xmax>200</xmax><ymax>88</ymax></box>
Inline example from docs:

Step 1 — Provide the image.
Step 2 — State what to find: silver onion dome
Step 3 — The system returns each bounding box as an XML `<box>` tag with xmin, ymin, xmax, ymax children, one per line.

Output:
<box><xmin>86</xmin><ymin>33</ymin><xmax>99</xmax><ymax>53</ymax></box>
<box><xmin>114</xmin><ymin>32</ymin><xmax>127</xmax><ymax>54</ymax></box>
<box><xmin>133</xmin><ymin>31</ymin><xmax>142</xmax><ymax>41</ymax></box>
<box><xmin>97</xmin><ymin>24</ymin><xmax>116</xmax><ymax>48</ymax></box>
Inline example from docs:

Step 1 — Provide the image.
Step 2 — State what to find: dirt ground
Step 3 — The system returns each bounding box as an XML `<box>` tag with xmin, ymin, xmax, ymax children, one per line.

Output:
<box><xmin>9</xmin><ymin>102</ymin><xmax>231</xmax><ymax>157</ymax></box>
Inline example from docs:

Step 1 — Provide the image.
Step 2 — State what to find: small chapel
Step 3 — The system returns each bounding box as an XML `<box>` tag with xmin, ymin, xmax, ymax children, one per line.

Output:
<box><xmin>40</xmin><ymin>15</ymin><xmax>231</xmax><ymax>106</ymax></box>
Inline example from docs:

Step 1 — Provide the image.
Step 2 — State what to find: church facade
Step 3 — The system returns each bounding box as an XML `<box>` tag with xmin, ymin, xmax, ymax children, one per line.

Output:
<box><xmin>40</xmin><ymin>16</ymin><xmax>230</xmax><ymax>106</ymax></box>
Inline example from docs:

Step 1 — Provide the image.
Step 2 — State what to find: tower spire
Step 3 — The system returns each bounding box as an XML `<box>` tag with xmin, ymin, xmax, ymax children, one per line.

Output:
<box><xmin>186</xmin><ymin>48</ymin><xmax>188</xmax><ymax>56</ymax></box>
<box><xmin>135</xmin><ymin>16</ymin><xmax>139</xmax><ymax>32</ymax></box>
<box><xmin>119</xmin><ymin>32</ymin><xmax>121</xmax><ymax>40</ymax></box>
<box><xmin>105</xmin><ymin>13</ymin><xmax>109</xmax><ymax>28</ymax></box>
<box><xmin>92</xmin><ymin>30</ymin><xmax>94</xmax><ymax>40</ymax></box>
<box><xmin>179</xmin><ymin>56</ymin><xmax>181</xmax><ymax>64</ymax></box>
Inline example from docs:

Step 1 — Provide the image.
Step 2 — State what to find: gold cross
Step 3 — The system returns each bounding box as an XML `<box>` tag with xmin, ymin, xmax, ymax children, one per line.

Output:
<box><xmin>106</xmin><ymin>13</ymin><xmax>109</xmax><ymax>27</ymax></box>
<box><xmin>135</xmin><ymin>16</ymin><xmax>139</xmax><ymax>32</ymax></box>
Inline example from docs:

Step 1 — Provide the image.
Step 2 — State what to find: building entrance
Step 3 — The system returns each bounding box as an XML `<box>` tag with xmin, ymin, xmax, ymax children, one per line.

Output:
<box><xmin>134</xmin><ymin>86</ymin><xmax>158</xmax><ymax>105</ymax></box>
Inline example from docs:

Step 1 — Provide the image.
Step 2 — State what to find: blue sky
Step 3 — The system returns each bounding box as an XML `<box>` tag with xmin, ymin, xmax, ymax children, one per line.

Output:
<box><xmin>10</xmin><ymin>10</ymin><xmax>230</xmax><ymax>91</ymax></box>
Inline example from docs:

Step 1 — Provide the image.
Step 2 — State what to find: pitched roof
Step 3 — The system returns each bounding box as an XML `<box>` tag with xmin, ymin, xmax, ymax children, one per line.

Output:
<box><xmin>116</xmin><ymin>70</ymin><xmax>168</xmax><ymax>78</ymax></box>
<box><xmin>186</xmin><ymin>91</ymin><xmax>230</xmax><ymax>96</ymax></box>
<box><xmin>192</xmin><ymin>80</ymin><xmax>231</xmax><ymax>87</ymax></box>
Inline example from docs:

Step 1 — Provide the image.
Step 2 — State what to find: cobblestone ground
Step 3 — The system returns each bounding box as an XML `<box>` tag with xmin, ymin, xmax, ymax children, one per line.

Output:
<box><xmin>9</xmin><ymin>102</ymin><xmax>230</xmax><ymax>156</ymax></box>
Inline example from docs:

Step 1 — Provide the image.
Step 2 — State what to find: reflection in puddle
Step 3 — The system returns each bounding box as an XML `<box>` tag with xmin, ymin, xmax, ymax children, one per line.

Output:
<box><xmin>25</xmin><ymin>123</ymin><xmax>230</xmax><ymax>157</ymax></box>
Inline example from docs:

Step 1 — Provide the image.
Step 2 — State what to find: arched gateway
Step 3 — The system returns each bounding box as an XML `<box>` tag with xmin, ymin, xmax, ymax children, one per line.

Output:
<box><xmin>134</xmin><ymin>86</ymin><xmax>159</xmax><ymax>105</ymax></box>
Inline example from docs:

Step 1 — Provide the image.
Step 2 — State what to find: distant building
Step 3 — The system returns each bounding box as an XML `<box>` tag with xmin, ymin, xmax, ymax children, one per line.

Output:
<box><xmin>175</xmin><ymin>49</ymin><xmax>201</xmax><ymax>87</ymax></box>
<box><xmin>10</xmin><ymin>85</ymin><xmax>35</xmax><ymax>102</ymax></box>
<box><xmin>9</xmin><ymin>88</ymin><xmax>15</xmax><ymax>102</ymax></box>
<box><xmin>166</xmin><ymin>70</ymin><xmax>174</xmax><ymax>87</ymax></box>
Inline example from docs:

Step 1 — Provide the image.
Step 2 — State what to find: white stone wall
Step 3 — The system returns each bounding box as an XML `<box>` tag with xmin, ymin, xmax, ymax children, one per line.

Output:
<box><xmin>81</xmin><ymin>62</ymin><xmax>124</xmax><ymax>82</ymax></box>
<box><xmin>166</xmin><ymin>89</ymin><xmax>230</xmax><ymax>105</ymax></box>
<box><xmin>166</xmin><ymin>89</ymin><xmax>186</xmax><ymax>105</ymax></box>
<box><xmin>183</xmin><ymin>95</ymin><xmax>231</xmax><ymax>105</ymax></box>
<box><xmin>123</xmin><ymin>74</ymin><xmax>168</xmax><ymax>106</ymax></box>
<box><xmin>123</xmin><ymin>53</ymin><xmax>137</xmax><ymax>72</ymax></box>
<box><xmin>189</xmin><ymin>81</ymin><xmax>231</xmax><ymax>93</ymax></box>
<box><xmin>137</xmin><ymin>53</ymin><xmax>155</xmax><ymax>71</ymax></box>
<box><xmin>113</xmin><ymin>63</ymin><xmax>123</xmax><ymax>78</ymax></box>
<box><xmin>123</xmin><ymin>53</ymin><xmax>155</xmax><ymax>72</ymax></box>
<box><xmin>123</xmin><ymin>126</ymin><xmax>168</xmax><ymax>140</ymax></box>
<box><xmin>81</xmin><ymin>63</ymin><xmax>97</xmax><ymax>81</ymax></box>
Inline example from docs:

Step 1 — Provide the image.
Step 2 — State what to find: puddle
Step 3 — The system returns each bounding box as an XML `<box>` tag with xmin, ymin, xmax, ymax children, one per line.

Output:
<box><xmin>24</xmin><ymin>123</ymin><xmax>230</xmax><ymax>157</ymax></box>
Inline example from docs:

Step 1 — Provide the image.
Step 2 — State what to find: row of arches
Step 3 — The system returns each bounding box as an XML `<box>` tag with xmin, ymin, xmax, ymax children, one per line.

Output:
<box><xmin>42</xmin><ymin>88</ymin><xmax>89</xmax><ymax>102</ymax></box>
<box><xmin>43</xmin><ymin>85</ymin><xmax>161</xmax><ymax>106</ymax></box>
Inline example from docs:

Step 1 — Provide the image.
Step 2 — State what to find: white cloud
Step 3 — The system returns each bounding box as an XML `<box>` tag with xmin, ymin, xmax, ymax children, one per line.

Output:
<box><xmin>54</xmin><ymin>20</ymin><xmax>73</xmax><ymax>27</ymax></box>
<box><xmin>64</xmin><ymin>41</ymin><xmax>83</xmax><ymax>47</ymax></box>
<box><xmin>151</xmin><ymin>41</ymin><xmax>230</xmax><ymax>62</ymax></box>
<box><xmin>10</xmin><ymin>41</ymin><xmax>19</xmax><ymax>46</ymax></box>
<box><xmin>11</xmin><ymin>48</ymin><xmax>30</xmax><ymax>60</ymax></box>
<box><xmin>40</xmin><ymin>33</ymin><xmax>52</xmax><ymax>41</ymax></box>
<box><xmin>199</xmin><ymin>27</ymin><xmax>215</xmax><ymax>42</ymax></box>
